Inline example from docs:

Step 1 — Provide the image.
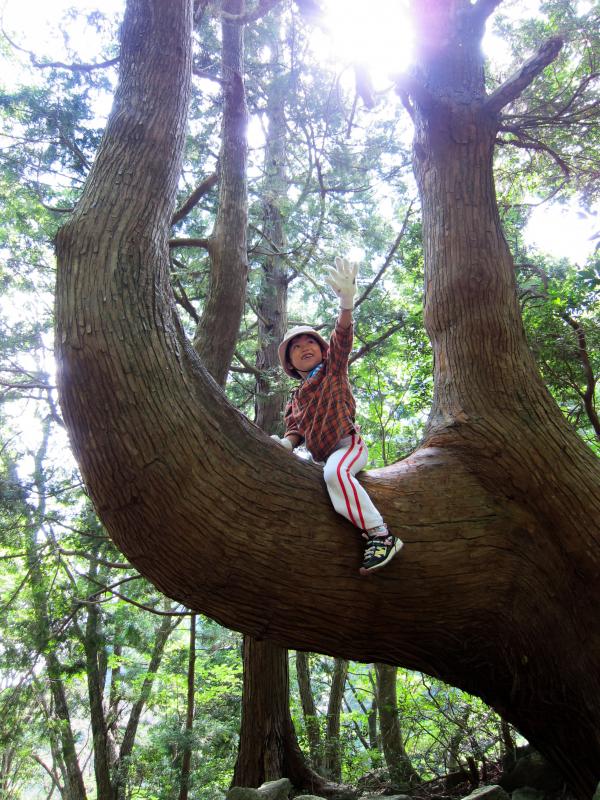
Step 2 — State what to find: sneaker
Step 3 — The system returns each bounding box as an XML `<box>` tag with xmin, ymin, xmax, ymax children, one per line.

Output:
<box><xmin>360</xmin><ymin>528</ymin><xmax>403</xmax><ymax>575</ymax></box>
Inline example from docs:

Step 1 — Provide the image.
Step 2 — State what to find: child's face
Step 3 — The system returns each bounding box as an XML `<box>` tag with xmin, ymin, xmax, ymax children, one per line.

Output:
<box><xmin>287</xmin><ymin>334</ymin><xmax>324</xmax><ymax>375</ymax></box>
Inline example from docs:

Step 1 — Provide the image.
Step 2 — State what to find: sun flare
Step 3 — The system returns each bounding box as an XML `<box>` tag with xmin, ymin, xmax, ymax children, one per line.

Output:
<box><xmin>320</xmin><ymin>0</ymin><xmax>414</xmax><ymax>88</ymax></box>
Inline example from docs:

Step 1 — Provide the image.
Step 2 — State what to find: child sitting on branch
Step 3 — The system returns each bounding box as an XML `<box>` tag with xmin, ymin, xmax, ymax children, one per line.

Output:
<box><xmin>272</xmin><ymin>257</ymin><xmax>403</xmax><ymax>575</ymax></box>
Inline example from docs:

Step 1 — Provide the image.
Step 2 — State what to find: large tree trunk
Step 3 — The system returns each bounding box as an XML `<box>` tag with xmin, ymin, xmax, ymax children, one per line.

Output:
<box><xmin>54</xmin><ymin>0</ymin><xmax>600</xmax><ymax>795</ymax></box>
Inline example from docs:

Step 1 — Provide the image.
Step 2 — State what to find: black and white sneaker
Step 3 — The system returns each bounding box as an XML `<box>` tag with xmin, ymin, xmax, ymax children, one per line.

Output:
<box><xmin>360</xmin><ymin>526</ymin><xmax>403</xmax><ymax>575</ymax></box>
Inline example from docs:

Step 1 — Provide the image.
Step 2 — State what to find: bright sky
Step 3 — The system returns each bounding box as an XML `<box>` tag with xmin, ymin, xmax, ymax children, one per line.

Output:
<box><xmin>1</xmin><ymin>0</ymin><xmax>597</xmax><ymax>264</ymax></box>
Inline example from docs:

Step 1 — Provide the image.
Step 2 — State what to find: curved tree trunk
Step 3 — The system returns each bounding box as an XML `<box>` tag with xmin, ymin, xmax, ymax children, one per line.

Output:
<box><xmin>54</xmin><ymin>0</ymin><xmax>600</xmax><ymax>795</ymax></box>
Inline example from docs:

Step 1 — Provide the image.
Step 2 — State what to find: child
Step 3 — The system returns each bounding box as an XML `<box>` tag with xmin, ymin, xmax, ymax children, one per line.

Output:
<box><xmin>271</xmin><ymin>257</ymin><xmax>403</xmax><ymax>574</ymax></box>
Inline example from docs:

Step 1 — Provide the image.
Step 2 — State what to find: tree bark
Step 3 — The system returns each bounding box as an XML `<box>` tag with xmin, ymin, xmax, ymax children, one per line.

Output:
<box><xmin>296</xmin><ymin>652</ymin><xmax>324</xmax><ymax>772</ymax></box>
<box><xmin>374</xmin><ymin>664</ymin><xmax>419</xmax><ymax>789</ymax></box>
<box><xmin>54</xmin><ymin>0</ymin><xmax>600</xmax><ymax>795</ymax></box>
<box><xmin>322</xmin><ymin>659</ymin><xmax>348</xmax><ymax>783</ymax></box>
<box><xmin>232</xmin><ymin>638</ymin><xmax>332</xmax><ymax>794</ymax></box>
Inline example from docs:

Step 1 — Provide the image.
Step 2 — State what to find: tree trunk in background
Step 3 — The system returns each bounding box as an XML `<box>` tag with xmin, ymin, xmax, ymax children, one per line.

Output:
<box><xmin>193</xmin><ymin>0</ymin><xmax>248</xmax><ymax>385</ymax></box>
<box><xmin>296</xmin><ymin>652</ymin><xmax>324</xmax><ymax>772</ymax></box>
<box><xmin>322</xmin><ymin>659</ymin><xmax>348</xmax><ymax>782</ymax></box>
<box><xmin>232</xmin><ymin>639</ymin><xmax>332</xmax><ymax>794</ymax></box>
<box><xmin>253</xmin><ymin>34</ymin><xmax>289</xmax><ymax>433</ymax></box>
<box><xmin>367</xmin><ymin>671</ymin><xmax>380</xmax><ymax>759</ymax></box>
<box><xmin>115</xmin><ymin>611</ymin><xmax>175</xmax><ymax>800</ymax></box>
<box><xmin>178</xmin><ymin>614</ymin><xmax>196</xmax><ymax>800</ymax></box>
<box><xmin>234</xmin><ymin>35</ymin><xmax>326</xmax><ymax>789</ymax></box>
<box><xmin>84</xmin><ymin>552</ymin><xmax>116</xmax><ymax>800</ymax></box>
<box><xmin>374</xmin><ymin>664</ymin><xmax>419</xmax><ymax>789</ymax></box>
<box><xmin>26</xmin><ymin>432</ymin><xmax>88</xmax><ymax>800</ymax></box>
<box><xmin>54</xmin><ymin>0</ymin><xmax>600</xmax><ymax>793</ymax></box>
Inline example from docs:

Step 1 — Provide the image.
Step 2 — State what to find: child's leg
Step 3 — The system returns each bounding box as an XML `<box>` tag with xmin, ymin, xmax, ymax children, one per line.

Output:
<box><xmin>323</xmin><ymin>434</ymin><xmax>403</xmax><ymax>574</ymax></box>
<box><xmin>323</xmin><ymin>434</ymin><xmax>383</xmax><ymax>530</ymax></box>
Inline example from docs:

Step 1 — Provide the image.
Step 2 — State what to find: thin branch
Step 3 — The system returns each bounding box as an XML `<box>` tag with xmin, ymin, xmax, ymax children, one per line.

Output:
<box><xmin>221</xmin><ymin>0</ymin><xmax>282</xmax><ymax>25</ymax></box>
<box><xmin>169</xmin><ymin>237</ymin><xmax>211</xmax><ymax>250</ymax></box>
<box><xmin>485</xmin><ymin>37</ymin><xmax>564</xmax><ymax>114</ymax></box>
<box><xmin>1</xmin><ymin>25</ymin><xmax>119</xmax><ymax>71</ymax></box>
<box><xmin>355</xmin><ymin>200</ymin><xmax>416</xmax><ymax>310</ymax></box>
<box><xmin>496</xmin><ymin>131</ymin><xmax>570</xmax><ymax>178</ymax></box>
<box><xmin>234</xmin><ymin>351</ymin><xmax>263</xmax><ymax>380</ymax></box>
<box><xmin>76</xmin><ymin>573</ymin><xmax>193</xmax><ymax>616</ymax></box>
<box><xmin>171</xmin><ymin>172</ymin><xmax>218</xmax><ymax>225</ymax></box>
<box><xmin>349</xmin><ymin>317</ymin><xmax>406</xmax><ymax>365</ymax></box>
<box><xmin>58</xmin><ymin>549</ymin><xmax>132</xmax><ymax>570</ymax></box>
<box><xmin>31</xmin><ymin>56</ymin><xmax>119</xmax><ymax>72</ymax></box>
<box><xmin>192</xmin><ymin>66</ymin><xmax>225</xmax><ymax>85</ymax></box>
<box><xmin>172</xmin><ymin>277</ymin><xmax>201</xmax><ymax>324</ymax></box>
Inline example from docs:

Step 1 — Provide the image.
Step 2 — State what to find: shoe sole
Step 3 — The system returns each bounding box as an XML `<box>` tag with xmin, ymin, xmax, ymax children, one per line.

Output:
<box><xmin>359</xmin><ymin>539</ymin><xmax>404</xmax><ymax>576</ymax></box>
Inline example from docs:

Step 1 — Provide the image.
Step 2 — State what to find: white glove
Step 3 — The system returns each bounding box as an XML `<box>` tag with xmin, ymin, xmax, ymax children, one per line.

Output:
<box><xmin>271</xmin><ymin>434</ymin><xmax>293</xmax><ymax>451</ymax></box>
<box><xmin>325</xmin><ymin>256</ymin><xmax>358</xmax><ymax>310</ymax></box>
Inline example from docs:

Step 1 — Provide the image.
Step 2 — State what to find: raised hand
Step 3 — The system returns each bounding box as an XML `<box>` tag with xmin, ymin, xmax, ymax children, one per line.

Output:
<box><xmin>325</xmin><ymin>256</ymin><xmax>358</xmax><ymax>309</ymax></box>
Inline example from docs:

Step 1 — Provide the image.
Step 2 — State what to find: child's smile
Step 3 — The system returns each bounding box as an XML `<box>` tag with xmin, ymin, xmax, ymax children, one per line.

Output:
<box><xmin>288</xmin><ymin>334</ymin><xmax>324</xmax><ymax>376</ymax></box>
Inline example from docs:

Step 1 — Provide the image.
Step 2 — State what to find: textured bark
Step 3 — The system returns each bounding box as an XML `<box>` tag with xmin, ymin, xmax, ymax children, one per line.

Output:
<box><xmin>54</xmin><ymin>0</ymin><xmax>600</xmax><ymax>795</ymax></box>
<box><xmin>296</xmin><ymin>652</ymin><xmax>324</xmax><ymax>771</ymax></box>
<box><xmin>322</xmin><ymin>659</ymin><xmax>348</xmax><ymax>782</ymax></box>
<box><xmin>232</xmin><ymin>639</ymin><xmax>332</xmax><ymax>795</ymax></box>
<box><xmin>374</xmin><ymin>664</ymin><xmax>419</xmax><ymax>788</ymax></box>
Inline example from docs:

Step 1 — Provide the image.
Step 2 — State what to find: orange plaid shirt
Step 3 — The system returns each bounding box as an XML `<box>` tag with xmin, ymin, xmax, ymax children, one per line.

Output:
<box><xmin>284</xmin><ymin>322</ymin><xmax>356</xmax><ymax>462</ymax></box>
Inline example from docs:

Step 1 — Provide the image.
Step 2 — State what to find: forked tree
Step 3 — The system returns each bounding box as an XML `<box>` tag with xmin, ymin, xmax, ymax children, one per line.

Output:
<box><xmin>54</xmin><ymin>0</ymin><xmax>600</xmax><ymax>794</ymax></box>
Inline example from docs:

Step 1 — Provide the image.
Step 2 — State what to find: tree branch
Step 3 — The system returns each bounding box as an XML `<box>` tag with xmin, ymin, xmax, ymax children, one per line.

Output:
<box><xmin>349</xmin><ymin>317</ymin><xmax>406</xmax><ymax>365</ymax></box>
<box><xmin>561</xmin><ymin>313</ymin><xmax>600</xmax><ymax>440</ymax></box>
<box><xmin>169</xmin><ymin>237</ymin><xmax>211</xmax><ymax>250</ymax></box>
<box><xmin>171</xmin><ymin>172</ymin><xmax>218</xmax><ymax>225</ymax></box>
<box><xmin>355</xmin><ymin>200</ymin><xmax>416</xmax><ymax>310</ymax></box>
<box><xmin>221</xmin><ymin>0</ymin><xmax>282</xmax><ymax>24</ymax></box>
<box><xmin>472</xmin><ymin>0</ymin><xmax>503</xmax><ymax>21</ymax></box>
<box><xmin>1</xmin><ymin>27</ymin><xmax>119</xmax><ymax>72</ymax></box>
<box><xmin>485</xmin><ymin>37</ymin><xmax>564</xmax><ymax>114</ymax></box>
<box><xmin>496</xmin><ymin>130</ymin><xmax>571</xmax><ymax>178</ymax></box>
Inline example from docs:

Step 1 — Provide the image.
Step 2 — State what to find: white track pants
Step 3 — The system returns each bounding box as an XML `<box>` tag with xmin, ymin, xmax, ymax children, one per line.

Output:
<box><xmin>322</xmin><ymin>434</ymin><xmax>384</xmax><ymax>531</ymax></box>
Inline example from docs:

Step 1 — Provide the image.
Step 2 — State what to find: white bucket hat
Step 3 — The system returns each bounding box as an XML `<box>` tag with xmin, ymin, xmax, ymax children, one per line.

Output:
<box><xmin>278</xmin><ymin>325</ymin><xmax>329</xmax><ymax>378</ymax></box>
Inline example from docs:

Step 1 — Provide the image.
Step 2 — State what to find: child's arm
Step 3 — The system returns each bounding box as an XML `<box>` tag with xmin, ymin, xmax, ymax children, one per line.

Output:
<box><xmin>326</xmin><ymin>257</ymin><xmax>357</xmax><ymax>329</ymax></box>
<box><xmin>271</xmin><ymin>433</ymin><xmax>302</xmax><ymax>451</ymax></box>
